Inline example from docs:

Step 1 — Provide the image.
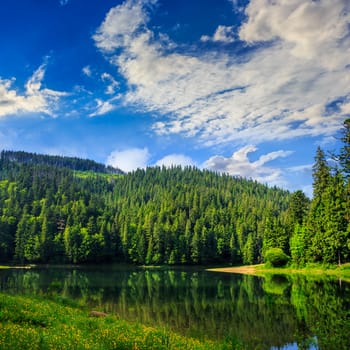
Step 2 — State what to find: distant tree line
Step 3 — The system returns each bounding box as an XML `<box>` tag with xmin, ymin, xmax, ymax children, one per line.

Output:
<box><xmin>0</xmin><ymin>150</ymin><xmax>123</xmax><ymax>175</ymax></box>
<box><xmin>0</xmin><ymin>120</ymin><xmax>349</xmax><ymax>266</ymax></box>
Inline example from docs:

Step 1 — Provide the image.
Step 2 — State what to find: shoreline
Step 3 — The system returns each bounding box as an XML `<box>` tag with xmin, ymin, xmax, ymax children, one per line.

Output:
<box><xmin>207</xmin><ymin>265</ymin><xmax>263</xmax><ymax>275</ymax></box>
<box><xmin>207</xmin><ymin>264</ymin><xmax>350</xmax><ymax>281</ymax></box>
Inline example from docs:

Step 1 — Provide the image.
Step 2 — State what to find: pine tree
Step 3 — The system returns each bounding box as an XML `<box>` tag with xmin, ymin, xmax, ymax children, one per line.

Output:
<box><xmin>290</xmin><ymin>224</ymin><xmax>307</xmax><ymax>266</ymax></box>
<box><xmin>312</xmin><ymin>146</ymin><xmax>331</xmax><ymax>200</ymax></box>
<box><xmin>338</xmin><ymin>119</ymin><xmax>350</xmax><ymax>254</ymax></box>
<box><xmin>305</xmin><ymin>147</ymin><xmax>331</xmax><ymax>262</ymax></box>
<box><xmin>322</xmin><ymin>170</ymin><xmax>347</xmax><ymax>264</ymax></box>
<box><xmin>288</xmin><ymin>190</ymin><xmax>309</xmax><ymax>226</ymax></box>
<box><xmin>339</xmin><ymin>118</ymin><xmax>350</xmax><ymax>178</ymax></box>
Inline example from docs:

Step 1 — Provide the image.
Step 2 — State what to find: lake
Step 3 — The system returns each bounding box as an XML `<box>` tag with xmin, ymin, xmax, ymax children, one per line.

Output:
<box><xmin>0</xmin><ymin>266</ymin><xmax>349</xmax><ymax>350</ymax></box>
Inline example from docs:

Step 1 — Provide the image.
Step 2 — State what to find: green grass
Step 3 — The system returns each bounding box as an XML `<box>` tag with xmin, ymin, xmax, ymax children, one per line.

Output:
<box><xmin>0</xmin><ymin>293</ymin><xmax>241</xmax><ymax>350</ymax></box>
<box><xmin>256</xmin><ymin>262</ymin><xmax>350</xmax><ymax>280</ymax></box>
<box><xmin>209</xmin><ymin>263</ymin><xmax>350</xmax><ymax>282</ymax></box>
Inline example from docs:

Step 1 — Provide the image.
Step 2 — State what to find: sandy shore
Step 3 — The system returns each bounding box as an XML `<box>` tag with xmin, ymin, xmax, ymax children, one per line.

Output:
<box><xmin>207</xmin><ymin>265</ymin><xmax>263</xmax><ymax>275</ymax></box>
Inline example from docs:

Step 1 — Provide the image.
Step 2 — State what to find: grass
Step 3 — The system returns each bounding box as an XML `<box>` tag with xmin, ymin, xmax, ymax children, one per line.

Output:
<box><xmin>0</xmin><ymin>293</ymin><xmax>242</xmax><ymax>350</ymax></box>
<box><xmin>208</xmin><ymin>263</ymin><xmax>350</xmax><ymax>281</ymax></box>
<box><xmin>259</xmin><ymin>262</ymin><xmax>350</xmax><ymax>278</ymax></box>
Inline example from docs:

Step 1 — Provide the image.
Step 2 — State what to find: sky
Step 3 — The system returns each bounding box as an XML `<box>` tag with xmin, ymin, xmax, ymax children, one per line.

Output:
<box><xmin>0</xmin><ymin>0</ymin><xmax>349</xmax><ymax>196</ymax></box>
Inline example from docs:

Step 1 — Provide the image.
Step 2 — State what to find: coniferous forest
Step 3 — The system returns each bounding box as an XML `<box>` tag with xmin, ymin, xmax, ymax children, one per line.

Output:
<box><xmin>0</xmin><ymin>119</ymin><xmax>349</xmax><ymax>267</ymax></box>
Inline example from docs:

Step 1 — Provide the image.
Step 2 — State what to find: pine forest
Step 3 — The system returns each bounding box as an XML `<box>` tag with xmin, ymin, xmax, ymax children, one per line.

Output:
<box><xmin>0</xmin><ymin>119</ymin><xmax>349</xmax><ymax>267</ymax></box>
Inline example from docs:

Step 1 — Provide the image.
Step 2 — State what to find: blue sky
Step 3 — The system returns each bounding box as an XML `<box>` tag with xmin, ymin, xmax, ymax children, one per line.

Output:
<box><xmin>1</xmin><ymin>0</ymin><xmax>349</xmax><ymax>196</ymax></box>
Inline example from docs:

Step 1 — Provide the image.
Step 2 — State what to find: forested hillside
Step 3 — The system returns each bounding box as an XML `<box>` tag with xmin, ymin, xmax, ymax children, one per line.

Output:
<box><xmin>0</xmin><ymin>118</ymin><xmax>349</xmax><ymax>267</ymax></box>
<box><xmin>0</xmin><ymin>151</ymin><xmax>123</xmax><ymax>175</ymax></box>
<box><xmin>0</xmin><ymin>152</ymin><xmax>291</xmax><ymax>265</ymax></box>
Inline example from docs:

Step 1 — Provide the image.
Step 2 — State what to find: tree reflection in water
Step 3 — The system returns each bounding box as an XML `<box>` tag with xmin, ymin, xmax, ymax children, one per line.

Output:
<box><xmin>0</xmin><ymin>267</ymin><xmax>349</xmax><ymax>350</ymax></box>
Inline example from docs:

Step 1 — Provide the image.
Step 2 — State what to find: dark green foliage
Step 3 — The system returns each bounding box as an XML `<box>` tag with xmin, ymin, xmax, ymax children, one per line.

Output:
<box><xmin>0</xmin><ymin>150</ymin><xmax>291</xmax><ymax>265</ymax></box>
<box><xmin>339</xmin><ymin>118</ymin><xmax>350</xmax><ymax>178</ymax></box>
<box><xmin>0</xmin><ymin>150</ymin><xmax>123</xmax><ymax>174</ymax></box>
<box><xmin>288</xmin><ymin>119</ymin><xmax>350</xmax><ymax>266</ymax></box>
<box><xmin>288</xmin><ymin>190</ymin><xmax>309</xmax><ymax>225</ymax></box>
<box><xmin>312</xmin><ymin>146</ymin><xmax>331</xmax><ymax>200</ymax></box>
<box><xmin>264</xmin><ymin>247</ymin><xmax>290</xmax><ymax>267</ymax></box>
<box><xmin>2</xmin><ymin>120</ymin><xmax>350</xmax><ymax>268</ymax></box>
<box><xmin>289</xmin><ymin>224</ymin><xmax>307</xmax><ymax>266</ymax></box>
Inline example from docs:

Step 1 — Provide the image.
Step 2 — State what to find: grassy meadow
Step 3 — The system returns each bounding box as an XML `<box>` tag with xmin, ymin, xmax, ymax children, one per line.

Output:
<box><xmin>0</xmin><ymin>293</ymin><xmax>241</xmax><ymax>350</ymax></box>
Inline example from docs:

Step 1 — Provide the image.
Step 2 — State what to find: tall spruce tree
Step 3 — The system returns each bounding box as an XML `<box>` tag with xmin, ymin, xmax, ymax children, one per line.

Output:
<box><xmin>312</xmin><ymin>147</ymin><xmax>331</xmax><ymax>200</ymax></box>
<box><xmin>306</xmin><ymin>147</ymin><xmax>331</xmax><ymax>262</ymax></box>
<box><xmin>322</xmin><ymin>170</ymin><xmax>347</xmax><ymax>264</ymax></box>
<box><xmin>339</xmin><ymin>118</ymin><xmax>350</xmax><ymax>178</ymax></box>
<box><xmin>338</xmin><ymin>118</ymin><xmax>350</xmax><ymax>257</ymax></box>
<box><xmin>288</xmin><ymin>190</ymin><xmax>309</xmax><ymax>226</ymax></box>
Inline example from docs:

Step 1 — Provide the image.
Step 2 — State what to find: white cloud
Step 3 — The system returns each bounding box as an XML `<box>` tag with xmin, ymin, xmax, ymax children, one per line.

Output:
<box><xmin>89</xmin><ymin>98</ymin><xmax>116</xmax><ymax>117</ymax></box>
<box><xmin>82</xmin><ymin>66</ymin><xmax>92</xmax><ymax>77</ymax></box>
<box><xmin>0</xmin><ymin>64</ymin><xmax>66</xmax><ymax>118</ymax></box>
<box><xmin>204</xmin><ymin>145</ymin><xmax>293</xmax><ymax>187</ymax></box>
<box><xmin>287</xmin><ymin>164</ymin><xmax>313</xmax><ymax>173</ymax></box>
<box><xmin>201</xmin><ymin>25</ymin><xmax>236</xmax><ymax>43</ymax></box>
<box><xmin>239</xmin><ymin>0</ymin><xmax>350</xmax><ymax>64</ymax></box>
<box><xmin>106</xmin><ymin>147</ymin><xmax>150</xmax><ymax>172</ymax></box>
<box><xmin>94</xmin><ymin>0</ymin><xmax>350</xmax><ymax>146</ymax></box>
<box><xmin>301</xmin><ymin>185</ymin><xmax>313</xmax><ymax>198</ymax></box>
<box><xmin>101</xmin><ymin>72</ymin><xmax>119</xmax><ymax>94</ymax></box>
<box><xmin>107</xmin><ymin>149</ymin><xmax>195</xmax><ymax>172</ymax></box>
<box><xmin>93</xmin><ymin>0</ymin><xmax>153</xmax><ymax>53</ymax></box>
<box><xmin>155</xmin><ymin>154</ymin><xmax>195</xmax><ymax>168</ymax></box>
<box><xmin>341</xmin><ymin>101</ymin><xmax>350</xmax><ymax>115</ymax></box>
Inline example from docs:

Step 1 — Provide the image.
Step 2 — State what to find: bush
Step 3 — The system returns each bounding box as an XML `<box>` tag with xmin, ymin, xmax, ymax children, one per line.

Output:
<box><xmin>264</xmin><ymin>248</ymin><xmax>290</xmax><ymax>267</ymax></box>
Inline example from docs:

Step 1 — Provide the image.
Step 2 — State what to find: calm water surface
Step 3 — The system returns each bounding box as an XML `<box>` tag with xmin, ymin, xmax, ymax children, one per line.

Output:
<box><xmin>0</xmin><ymin>266</ymin><xmax>349</xmax><ymax>350</ymax></box>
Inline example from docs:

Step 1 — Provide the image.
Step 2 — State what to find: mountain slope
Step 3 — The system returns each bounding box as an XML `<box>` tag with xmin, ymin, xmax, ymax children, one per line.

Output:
<box><xmin>0</xmin><ymin>150</ymin><xmax>123</xmax><ymax>175</ymax></box>
<box><xmin>0</xmin><ymin>151</ymin><xmax>291</xmax><ymax>265</ymax></box>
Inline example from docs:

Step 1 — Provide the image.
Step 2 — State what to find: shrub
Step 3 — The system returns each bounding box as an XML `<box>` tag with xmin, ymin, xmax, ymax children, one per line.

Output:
<box><xmin>264</xmin><ymin>248</ymin><xmax>290</xmax><ymax>267</ymax></box>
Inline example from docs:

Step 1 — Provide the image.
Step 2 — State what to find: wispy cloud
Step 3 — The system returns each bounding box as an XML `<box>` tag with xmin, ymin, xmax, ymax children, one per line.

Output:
<box><xmin>0</xmin><ymin>64</ymin><xmax>66</xmax><ymax>118</ymax></box>
<box><xmin>89</xmin><ymin>98</ymin><xmax>116</xmax><ymax>117</ymax></box>
<box><xmin>200</xmin><ymin>25</ymin><xmax>236</xmax><ymax>43</ymax></box>
<box><xmin>106</xmin><ymin>147</ymin><xmax>150</xmax><ymax>172</ymax></box>
<box><xmin>287</xmin><ymin>164</ymin><xmax>313</xmax><ymax>173</ymax></box>
<box><xmin>82</xmin><ymin>65</ymin><xmax>92</xmax><ymax>77</ymax></box>
<box><xmin>94</xmin><ymin>0</ymin><xmax>350</xmax><ymax>147</ymax></box>
<box><xmin>286</xmin><ymin>163</ymin><xmax>314</xmax><ymax>196</ymax></box>
<box><xmin>204</xmin><ymin>145</ymin><xmax>293</xmax><ymax>187</ymax></box>
<box><xmin>101</xmin><ymin>73</ymin><xmax>119</xmax><ymax>95</ymax></box>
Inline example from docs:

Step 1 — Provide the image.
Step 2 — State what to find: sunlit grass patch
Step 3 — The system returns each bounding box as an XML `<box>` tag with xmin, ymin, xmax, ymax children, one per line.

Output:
<box><xmin>0</xmin><ymin>293</ymin><xmax>240</xmax><ymax>350</ymax></box>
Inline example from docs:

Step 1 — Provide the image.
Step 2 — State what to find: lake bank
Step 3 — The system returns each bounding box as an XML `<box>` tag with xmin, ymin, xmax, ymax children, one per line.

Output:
<box><xmin>0</xmin><ymin>293</ymin><xmax>238</xmax><ymax>350</ymax></box>
<box><xmin>207</xmin><ymin>263</ymin><xmax>350</xmax><ymax>280</ymax></box>
<box><xmin>2</xmin><ymin>262</ymin><xmax>350</xmax><ymax>278</ymax></box>
<box><xmin>1</xmin><ymin>264</ymin><xmax>350</xmax><ymax>349</ymax></box>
